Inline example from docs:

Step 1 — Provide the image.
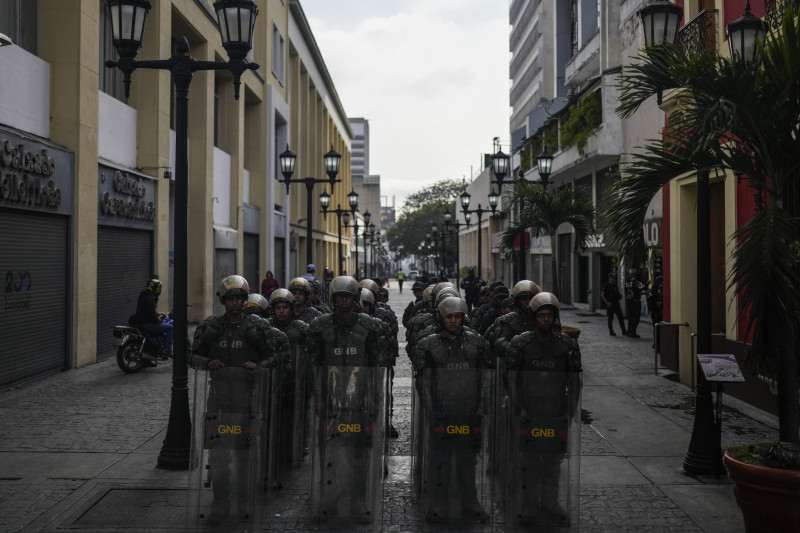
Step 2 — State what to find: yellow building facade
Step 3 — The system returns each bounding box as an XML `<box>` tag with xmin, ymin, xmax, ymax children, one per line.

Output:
<box><xmin>0</xmin><ymin>0</ymin><xmax>352</xmax><ymax>386</ymax></box>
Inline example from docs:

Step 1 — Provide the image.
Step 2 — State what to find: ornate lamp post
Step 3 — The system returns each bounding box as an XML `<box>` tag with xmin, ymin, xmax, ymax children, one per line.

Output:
<box><xmin>105</xmin><ymin>0</ymin><xmax>259</xmax><ymax>469</ymax></box>
<box><xmin>460</xmin><ymin>190</ymin><xmax>497</xmax><ymax>280</ymax></box>
<box><xmin>639</xmin><ymin>0</ymin><xmax>683</xmax><ymax>104</ymax></box>
<box><xmin>726</xmin><ymin>1</ymin><xmax>767</xmax><ymax>62</ymax></box>
<box><xmin>320</xmin><ymin>189</ymin><xmax>359</xmax><ymax>275</ymax></box>
<box><xmin>278</xmin><ymin>145</ymin><xmax>342</xmax><ymax>270</ymax></box>
<box><xmin>444</xmin><ymin>210</ymin><xmax>469</xmax><ymax>286</ymax></box>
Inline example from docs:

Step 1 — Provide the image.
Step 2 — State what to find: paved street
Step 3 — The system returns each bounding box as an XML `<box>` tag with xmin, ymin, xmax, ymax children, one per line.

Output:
<box><xmin>0</xmin><ymin>280</ymin><xmax>778</xmax><ymax>532</ymax></box>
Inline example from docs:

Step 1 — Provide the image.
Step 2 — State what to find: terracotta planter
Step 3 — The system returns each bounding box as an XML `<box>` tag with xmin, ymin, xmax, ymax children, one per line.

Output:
<box><xmin>563</xmin><ymin>328</ymin><xmax>581</xmax><ymax>340</ymax></box>
<box><xmin>723</xmin><ymin>451</ymin><xmax>800</xmax><ymax>532</ymax></box>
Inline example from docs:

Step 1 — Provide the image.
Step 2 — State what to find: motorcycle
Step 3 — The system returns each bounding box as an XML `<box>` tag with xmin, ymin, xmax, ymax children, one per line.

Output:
<box><xmin>113</xmin><ymin>312</ymin><xmax>173</xmax><ymax>373</ymax></box>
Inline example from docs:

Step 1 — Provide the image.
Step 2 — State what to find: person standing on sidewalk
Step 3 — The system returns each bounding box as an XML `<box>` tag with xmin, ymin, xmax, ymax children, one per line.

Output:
<box><xmin>624</xmin><ymin>270</ymin><xmax>645</xmax><ymax>338</ymax></box>
<box><xmin>397</xmin><ymin>268</ymin><xmax>405</xmax><ymax>292</ymax></box>
<box><xmin>601</xmin><ymin>273</ymin><xmax>626</xmax><ymax>336</ymax></box>
<box><xmin>260</xmin><ymin>270</ymin><xmax>280</xmax><ymax>301</ymax></box>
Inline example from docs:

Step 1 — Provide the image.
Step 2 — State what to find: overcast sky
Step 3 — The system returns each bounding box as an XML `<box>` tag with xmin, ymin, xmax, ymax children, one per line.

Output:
<box><xmin>299</xmin><ymin>0</ymin><xmax>510</xmax><ymax>213</ymax></box>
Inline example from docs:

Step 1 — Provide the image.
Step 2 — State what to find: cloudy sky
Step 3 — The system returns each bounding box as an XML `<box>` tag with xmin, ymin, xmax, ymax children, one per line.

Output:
<box><xmin>299</xmin><ymin>0</ymin><xmax>510</xmax><ymax>213</ymax></box>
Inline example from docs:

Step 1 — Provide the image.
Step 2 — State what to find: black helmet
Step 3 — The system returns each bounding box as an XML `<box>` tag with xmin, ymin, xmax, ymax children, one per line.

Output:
<box><xmin>145</xmin><ymin>278</ymin><xmax>162</xmax><ymax>296</ymax></box>
<box><xmin>217</xmin><ymin>275</ymin><xmax>250</xmax><ymax>303</ymax></box>
<box><xmin>468</xmin><ymin>266</ymin><xmax>475</xmax><ymax>274</ymax></box>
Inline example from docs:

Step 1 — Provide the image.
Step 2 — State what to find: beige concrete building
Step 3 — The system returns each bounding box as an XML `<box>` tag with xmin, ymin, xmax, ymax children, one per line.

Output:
<box><xmin>0</xmin><ymin>0</ymin><xmax>352</xmax><ymax>386</ymax></box>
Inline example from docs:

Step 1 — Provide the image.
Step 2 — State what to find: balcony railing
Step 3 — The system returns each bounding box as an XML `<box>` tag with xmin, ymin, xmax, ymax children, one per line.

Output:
<box><xmin>765</xmin><ymin>0</ymin><xmax>800</xmax><ymax>30</ymax></box>
<box><xmin>678</xmin><ymin>9</ymin><xmax>719</xmax><ymax>59</ymax></box>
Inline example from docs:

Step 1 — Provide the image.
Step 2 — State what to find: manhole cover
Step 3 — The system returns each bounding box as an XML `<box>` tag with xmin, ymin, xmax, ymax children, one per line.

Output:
<box><xmin>74</xmin><ymin>488</ymin><xmax>186</xmax><ymax>527</ymax></box>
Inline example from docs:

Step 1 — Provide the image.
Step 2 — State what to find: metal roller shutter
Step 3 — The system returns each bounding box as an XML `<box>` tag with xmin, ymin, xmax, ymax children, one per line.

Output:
<box><xmin>243</xmin><ymin>232</ymin><xmax>258</xmax><ymax>295</ymax></box>
<box><xmin>213</xmin><ymin>249</ymin><xmax>237</xmax><ymax>316</ymax></box>
<box><xmin>0</xmin><ymin>209</ymin><xmax>69</xmax><ymax>387</ymax></box>
<box><xmin>97</xmin><ymin>227</ymin><xmax>152</xmax><ymax>360</ymax></box>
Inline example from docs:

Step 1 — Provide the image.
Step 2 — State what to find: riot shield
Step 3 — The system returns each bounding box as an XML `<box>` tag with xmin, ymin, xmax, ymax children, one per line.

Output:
<box><xmin>418</xmin><ymin>367</ymin><xmax>493</xmax><ymax>525</ymax></box>
<box><xmin>264</xmin><ymin>359</ymin><xmax>283</xmax><ymax>496</ymax></box>
<box><xmin>410</xmin><ymin>373</ymin><xmax>425</xmax><ymax>498</ymax></box>
<box><xmin>279</xmin><ymin>343</ymin><xmax>308</xmax><ymax>468</ymax></box>
<box><xmin>187</xmin><ymin>366</ymin><xmax>270</xmax><ymax>532</ymax></box>
<box><xmin>492</xmin><ymin>354</ymin><xmax>509</xmax><ymax>501</ymax></box>
<box><xmin>310</xmin><ymin>365</ymin><xmax>387</xmax><ymax>529</ymax></box>
<box><xmin>505</xmin><ymin>369</ymin><xmax>581</xmax><ymax>531</ymax></box>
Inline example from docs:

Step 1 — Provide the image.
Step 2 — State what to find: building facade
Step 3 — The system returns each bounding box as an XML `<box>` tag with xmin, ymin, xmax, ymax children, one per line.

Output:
<box><xmin>0</xmin><ymin>0</ymin><xmax>352</xmax><ymax>387</ymax></box>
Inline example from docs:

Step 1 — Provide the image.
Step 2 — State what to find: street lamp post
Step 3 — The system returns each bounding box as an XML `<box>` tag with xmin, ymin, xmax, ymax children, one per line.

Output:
<box><xmin>365</xmin><ymin>223</ymin><xmax>375</xmax><ymax>278</ymax></box>
<box><xmin>444</xmin><ymin>210</ymin><xmax>468</xmax><ymax>286</ymax></box>
<box><xmin>278</xmin><ymin>146</ymin><xmax>342</xmax><ymax>270</ymax></box>
<box><xmin>515</xmin><ymin>151</ymin><xmax>554</xmax><ymax>279</ymax></box>
<box><xmin>320</xmin><ymin>189</ymin><xmax>359</xmax><ymax>275</ymax></box>
<box><xmin>460</xmin><ymin>191</ymin><xmax>497</xmax><ymax>280</ymax></box>
<box><xmin>105</xmin><ymin>0</ymin><xmax>260</xmax><ymax>469</ymax></box>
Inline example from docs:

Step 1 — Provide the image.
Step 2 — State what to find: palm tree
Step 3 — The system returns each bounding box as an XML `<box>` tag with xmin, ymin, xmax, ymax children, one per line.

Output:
<box><xmin>500</xmin><ymin>181</ymin><xmax>595</xmax><ymax>297</ymax></box>
<box><xmin>604</xmin><ymin>3</ymin><xmax>800</xmax><ymax>442</ymax></box>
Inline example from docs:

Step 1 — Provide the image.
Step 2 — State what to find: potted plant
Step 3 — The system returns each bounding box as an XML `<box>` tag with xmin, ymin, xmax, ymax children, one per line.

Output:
<box><xmin>608</xmin><ymin>1</ymin><xmax>800</xmax><ymax>529</ymax></box>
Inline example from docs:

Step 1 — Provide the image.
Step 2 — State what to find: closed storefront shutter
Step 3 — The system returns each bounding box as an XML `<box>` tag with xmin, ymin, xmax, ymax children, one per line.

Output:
<box><xmin>243</xmin><ymin>232</ymin><xmax>258</xmax><ymax>294</ymax></box>
<box><xmin>0</xmin><ymin>209</ymin><xmax>69</xmax><ymax>387</ymax></box>
<box><xmin>97</xmin><ymin>226</ymin><xmax>152</xmax><ymax>360</ymax></box>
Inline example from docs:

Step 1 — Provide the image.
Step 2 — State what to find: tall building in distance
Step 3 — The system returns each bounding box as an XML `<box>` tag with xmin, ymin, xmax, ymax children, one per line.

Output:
<box><xmin>350</xmin><ymin>117</ymin><xmax>369</xmax><ymax>178</ymax></box>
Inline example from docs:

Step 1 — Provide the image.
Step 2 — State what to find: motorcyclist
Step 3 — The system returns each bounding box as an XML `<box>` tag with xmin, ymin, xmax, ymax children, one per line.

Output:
<box><xmin>506</xmin><ymin>292</ymin><xmax>582</xmax><ymax>524</ymax></box>
<box><xmin>134</xmin><ymin>278</ymin><xmax>173</xmax><ymax>359</ymax></box>
<box><xmin>412</xmin><ymin>297</ymin><xmax>491</xmax><ymax>522</ymax></box>
<box><xmin>189</xmin><ymin>275</ymin><xmax>285</xmax><ymax>523</ymax></box>
<box><xmin>288</xmin><ymin>277</ymin><xmax>323</xmax><ymax>324</ymax></box>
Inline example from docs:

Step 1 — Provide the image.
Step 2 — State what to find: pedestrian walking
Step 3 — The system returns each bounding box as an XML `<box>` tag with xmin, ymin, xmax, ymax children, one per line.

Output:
<box><xmin>624</xmin><ymin>270</ymin><xmax>645</xmax><ymax>338</ymax></box>
<box><xmin>601</xmin><ymin>273</ymin><xmax>626</xmax><ymax>336</ymax></box>
<box><xmin>397</xmin><ymin>268</ymin><xmax>405</xmax><ymax>292</ymax></box>
<box><xmin>260</xmin><ymin>270</ymin><xmax>280</xmax><ymax>301</ymax></box>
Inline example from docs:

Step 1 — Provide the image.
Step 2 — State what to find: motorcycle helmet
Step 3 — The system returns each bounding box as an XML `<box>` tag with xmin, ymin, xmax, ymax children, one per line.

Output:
<box><xmin>288</xmin><ymin>277</ymin><xmax>312</xmax><ymax>294</ymax></box>
<box><xmin>330</xmin><ymin>275</ymin><xmax>360</xmax><ymax>298</ymax></box>
<box><xmin>358</xmin><ymin>278</ymin><xmax>380</xmax><ymax>296</ymax></box>
<box><xmin>217</xmin><ymin>275</ymin><xmax>250</xmax><ymax>303</ymax></box>
<box><xmin>145</xmin><ymin>278</ymin><xmax>162</xmax><ymax>296</ymax></box>
<box><xmin>244</xmin><ymin>293</ymin><xmax>270</xmax><ymax>316</ymax></box>
<box><xmin>529</xmin><ymin>292</ymin><xmax>560</xmax><ymax>315</ymax></box>
<box><xmin>511</xmin><ymin>280</ymin><xmax>541</xmax><ymax>301</ymax></box>
<box><xmin>270</xmin><ymin>288</ymin><xmax>295</xmax><ymax>306</ymax></box>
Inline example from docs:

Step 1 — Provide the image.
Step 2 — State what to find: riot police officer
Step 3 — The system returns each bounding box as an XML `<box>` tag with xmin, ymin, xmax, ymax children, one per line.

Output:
<box><xmin>485</xmin><ymin>280</ymin><xmax>541</xmax><ymax>359</ymax></box>
<box><xmin>244</xmin><ymin>292</ymin><xmax>271</xmax><ymax>320</ymax></box>
<box><xmin>413</xmin><ymin>297</ymin><xmax>491</xmax><ymax>523</ymax></box>
<box><xmin>506</xmin><ymin>292</ymin><xmax>582</xmax><ymax>525</ymax></box>
<box><xmin>402</xmin><ymin>280</ymin><xmax>426</xmax><ymax>327</ymax></box>
<box><xmin>305</xmin><ymin>276</ymin><xmax>391</xmax><ymax>523</ymax></box>
<box><xmin>288</xmin><ymin>277</ymin><xmax>323</xmax><ymax>324</ymax></box>
<box><xmin>268</xmin><ymin>288</ymin><xmax>312</xmax><ymax>466</ymax></box>
<box><xmin>190</xmin><ymin>275</ymin><xmax>285</xmax><ymax>523</ymax></box>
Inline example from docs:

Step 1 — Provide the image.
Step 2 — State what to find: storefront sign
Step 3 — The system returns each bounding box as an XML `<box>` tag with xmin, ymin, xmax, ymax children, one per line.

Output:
<box><xmin>98</xmin><ymin>164</ymin><xmax>156</xmax><ymax>228</ymax></box>
<box><xmin>0</xmin><ymin>133</ymin><xmax>74</xmax><ymax>215</ymax></box>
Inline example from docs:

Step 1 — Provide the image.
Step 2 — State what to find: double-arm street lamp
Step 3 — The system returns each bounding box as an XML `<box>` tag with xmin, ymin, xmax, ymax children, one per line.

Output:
<box><xmin>444</xmin><ymin>211</ymin><xmax>469</xmax><ymax>286</ymax></box>
<box><xmin>278</xmin><ymin>145</ymin><xmax>342</xmax><ymax>270</ymax></box>
<box><xmin>363</xmin><ymin>223</ymin><xmax>376</xmax><ymax>278</ymax></box>
<box><xmin>105</xmin><ymin>0</ymin><xmax>260</xmax><ymax>470</ymax></box>
<box><xmin>515</xmin><ymin>151</ymin><xmax>555</xmax><ymax>278</ymax></box>
<box><xmin>459</xmin><ymin>191</ymin><xmax>498</xmax><ymax>280</ymax></box>
<box><xmin>344</xmin><ymin>209</ymin><xmax>370</xmax><ymax>279</ymax></box>
<box><xmin>320</xmin><ymin>189</ymin><xmax>359</xmax><ymax>275</ymax></box>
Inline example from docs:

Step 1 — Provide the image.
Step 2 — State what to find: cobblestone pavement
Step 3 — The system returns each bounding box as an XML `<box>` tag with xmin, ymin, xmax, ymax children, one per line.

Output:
<box><xmin>0</xmin><ymin>281</ymin><xmax>778</xmax><ymax>532</ymax></box>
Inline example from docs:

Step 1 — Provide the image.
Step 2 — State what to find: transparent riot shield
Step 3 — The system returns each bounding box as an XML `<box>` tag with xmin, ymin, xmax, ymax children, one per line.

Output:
<box><xmin>418</xmin><ymin>367</ymin><xmax>493</xmax><ymax>526</ymax></box>
<box><xmin>278</xmin><ymin>344</ymin><xmax>307</xmax><ymax>468</ymax></box>
<box><xmin>492</xmin><ymin>354</ymin><xmax>509</xmax><ymax>502</ymax></box>
<box><xmin>310</xmin><ymin>365</ymin><xmax>387</xmax><ymax>529</ymax></box>
<box><xmin>264</xmin><ymin>359</ymin><xmax>283</xmax><ymax>496</ymax></box>
<box><xmin>187</xmin><ymin>366</ymin><xmax>270</xmax><ymax>532</ymax></box>
<box><xmin>505</xmin><ymin>369</ymin><xmax>581</xmax><ymax>531</ymax></box>
<box><xmin>410</xmin><ymin>376</ymin><xmax>423</xmax><ymax>498</ymax></box>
